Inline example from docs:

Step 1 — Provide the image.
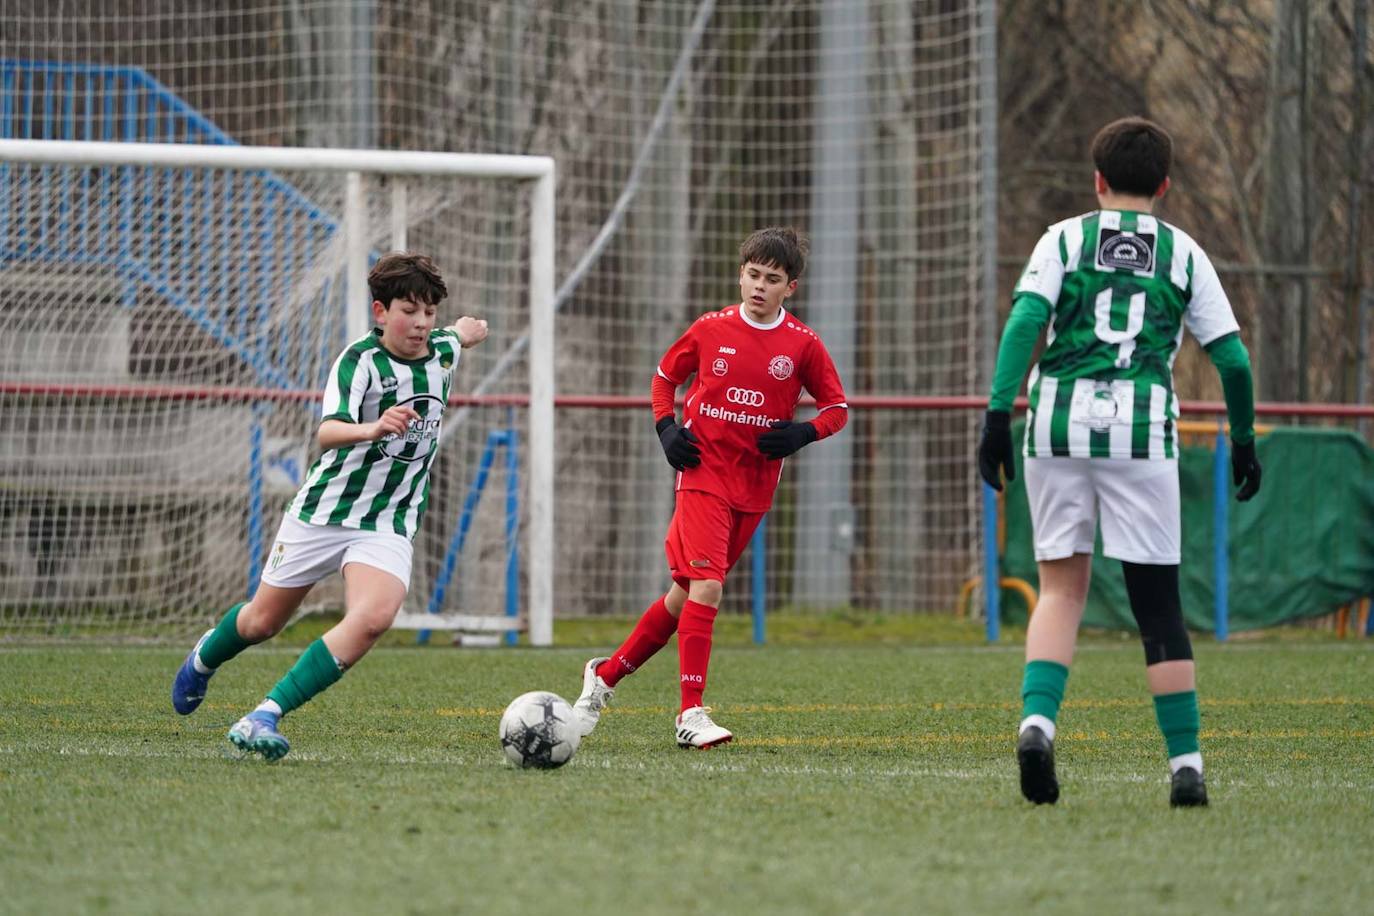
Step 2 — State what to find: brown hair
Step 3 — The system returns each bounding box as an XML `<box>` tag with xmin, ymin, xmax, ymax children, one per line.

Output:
<box><xmin>1091</xmin><ymin>117</ymin><xmax>1173</xmax><ymax>197</ymax></box>
<box><xmin>739</xmin><ymin>227</ymin><xmax>809</xmax><ymax>281</ymax></box>
<box><xmin>368</xmin><ymin>252</ymin><xmax>448</xmax><ymax>307</ymax></box>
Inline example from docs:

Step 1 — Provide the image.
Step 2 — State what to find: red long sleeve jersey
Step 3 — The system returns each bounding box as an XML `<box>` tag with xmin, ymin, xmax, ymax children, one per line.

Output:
<box><xmin>655</xmin><ymin>305</ymin><xmax>848</xmax><ymax>512</ymax></box>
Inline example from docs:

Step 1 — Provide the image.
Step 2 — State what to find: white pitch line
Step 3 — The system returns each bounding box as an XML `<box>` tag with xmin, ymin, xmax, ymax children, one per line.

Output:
<box><xmin>3</xmin><ymin>742</ymin><xmax>1372</xmax><ymax>792</ymax></box>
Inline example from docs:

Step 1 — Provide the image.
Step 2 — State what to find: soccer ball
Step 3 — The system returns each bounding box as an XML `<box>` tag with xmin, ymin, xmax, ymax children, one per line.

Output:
<box><xmin>498</xmin><ymin>691</ymin><xmax>581</xmax><ymax>769</ymax></box>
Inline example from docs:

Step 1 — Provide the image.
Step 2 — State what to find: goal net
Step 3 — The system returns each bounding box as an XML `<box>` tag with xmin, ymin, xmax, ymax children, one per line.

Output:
<box><xmin>0</xmin><ymin>139</ymin><xmax>554</xmax><ymax>642</ymax></box>
<box><xmin>2</xmin><ymin>3</ymin><xmax>996</xmax><ymax>635</ymax></box>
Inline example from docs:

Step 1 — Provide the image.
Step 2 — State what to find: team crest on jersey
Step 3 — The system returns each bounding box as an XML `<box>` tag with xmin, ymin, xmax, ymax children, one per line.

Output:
<box><xmin>768</xmin><ymin>355</ymin><xmax>794</xmax><ymax>380</ymax></box>
<box><xmin>1071</xmin><ymin>381</ymin><xmax>1129</xmax><ymax>431</ymax></box>
<box><xmin>381</xmin><ymin>376</ymin><xmax>399</xmax><ymax>391</ymax></box>
<box><xmin>440</xmin><ymin>354</ymin><xmax>453</xmax><ymax>369</ymax></box>
<box><xmin>377</xmin><ymin>393</ymin><xmax>445</xmax><ymax>463</ymax></box>
<box><xmin>712</xmin><ymin>357</ymin><xmax>729</xmax><ymax>376</ymax></box>
<box><xmin>1096</xmin><ymin>228</ymin><xmax>1156</xmax><ymax>274</ymax></box>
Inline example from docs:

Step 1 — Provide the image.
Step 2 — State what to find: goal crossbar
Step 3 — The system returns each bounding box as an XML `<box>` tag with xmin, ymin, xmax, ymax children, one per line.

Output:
<box><xmin>0</xmin><ymin>138</ymin><xmax>554</xmax><ymax>179</ymax></box>
<box><xmin>0</xmin><ymin>138</ymin><xmax>556</xmax><ymax>646</ymax></box>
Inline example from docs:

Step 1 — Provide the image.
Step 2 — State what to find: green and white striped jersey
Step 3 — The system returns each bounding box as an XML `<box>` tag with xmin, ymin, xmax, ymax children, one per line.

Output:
<box><xmin>287</xmin><ymin>328</ymin><xmax>462</xmax><ymax>539</ymax></box>
<box><xmin>1015</xmin><ymin>210</ymin><xmax>1239</xmax><ymax>460</ymax></box>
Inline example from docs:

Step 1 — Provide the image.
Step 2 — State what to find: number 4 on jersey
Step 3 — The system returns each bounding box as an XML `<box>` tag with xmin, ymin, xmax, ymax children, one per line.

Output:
<box><xmin>1094</xmin><ymin>287</ymin><xmax>1146</xmax><ymax>368</ymax></box>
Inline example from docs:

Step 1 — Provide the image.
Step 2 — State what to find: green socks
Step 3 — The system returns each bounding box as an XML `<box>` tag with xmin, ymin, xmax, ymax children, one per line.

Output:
<box><xmin>1153</xmin><ymin>690</ymin><xmax>1201</xmax><ymax>758</ymax></box>
<box><xmin>197</xmin><ymin>602</ymin><xmax>251</xmax><ymax>669</ymax></box>
<box><xmin>1021</xmin><ymin>659</ymin><xmax>1070</xmax><ymax>723</ymax></box>
<box><xmin>267</xmin><ymin>638</ymin><xmax>345</xmax><ymax>715</ymax></box>
<box><xmin>201</xmin><ymin>608</ymin><xmax>346</xmax><ymax>719</ymax></box>
<box><xmin>1019</xmin><ymin>663</ymin><xmax>1202</xmax><ymax>772</ymax></box>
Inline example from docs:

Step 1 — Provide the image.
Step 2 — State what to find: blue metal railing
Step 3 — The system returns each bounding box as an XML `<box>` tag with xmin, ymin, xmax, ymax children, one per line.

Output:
<box><xmin>419</xmin><ymin>420</ymin><xmax>523</xmax><ymax>646</ymax></box>
<box><xmin>1</xmin><ymin>59</ymin><xmax>356</xmax><ymax>597</ymax></box>
<box><xmin>0</xmin><ymin>60</ymin><xmax>346</xmax><ymax>391</ymax></box>
<box><xmin>2</xmin><ymin>62</ymin><xmax>530</xmax><ymax>634</ymax></box>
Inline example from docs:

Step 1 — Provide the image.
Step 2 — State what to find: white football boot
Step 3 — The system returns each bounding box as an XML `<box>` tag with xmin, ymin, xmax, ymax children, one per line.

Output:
<box><xmin>571</xmin><ymin>656</ymin><xmax>614</xmax><ymax>737</ymax></box>
<box><xmin>675</xmin><ymin>706</ymin><xmax>733</xmax><ymax>749</ymax></box>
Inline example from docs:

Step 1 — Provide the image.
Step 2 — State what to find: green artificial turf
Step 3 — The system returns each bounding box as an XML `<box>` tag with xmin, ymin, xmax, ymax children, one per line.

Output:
<box><xmin>2</xmin><ymin>635</ymin><xmax>1371</xmax><ymax>915</ymax></box>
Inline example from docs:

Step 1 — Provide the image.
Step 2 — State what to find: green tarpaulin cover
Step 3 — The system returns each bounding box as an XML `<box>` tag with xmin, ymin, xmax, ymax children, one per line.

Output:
<box><xmin>1000</xmin><ymin>425</ymin><xmax>1374</xmax><ymax>631</ymax></box>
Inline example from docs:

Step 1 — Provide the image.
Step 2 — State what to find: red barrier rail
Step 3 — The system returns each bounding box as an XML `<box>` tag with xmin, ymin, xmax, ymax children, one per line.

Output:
<box><xmin>2</xmin><ymin>381</ymin><xmax>1373</xmax><ymax>417</ymax></box>
<box><xmin>5</xmin><ymin>380</ymin><xmax>1374</xmax><ymax>418</ymax></box>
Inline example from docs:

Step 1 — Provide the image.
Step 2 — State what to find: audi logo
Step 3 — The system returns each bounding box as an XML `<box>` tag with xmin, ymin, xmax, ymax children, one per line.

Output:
<box><xmin>726</xmin><ymin>387</ymin><xmax>766</xmax><ymax>407</ymax></box>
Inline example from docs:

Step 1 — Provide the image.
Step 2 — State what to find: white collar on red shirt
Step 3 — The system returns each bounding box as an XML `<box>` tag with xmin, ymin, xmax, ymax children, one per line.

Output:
<box><xmin>737</xmin><ymin>304</ymin><xmax>787</xmax><ymax>331</ymax></box>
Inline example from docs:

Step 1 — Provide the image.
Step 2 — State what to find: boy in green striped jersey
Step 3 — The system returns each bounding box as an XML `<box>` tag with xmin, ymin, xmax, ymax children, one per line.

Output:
<box><xmin>978</xmin><ymin>117</ymin><xmax>1262</xmax><ymax>807</ymax></box>
<box><xmin>171</xmin><ymin>253</ymin><xmax>489</xmax><ymax>761</ymax></box>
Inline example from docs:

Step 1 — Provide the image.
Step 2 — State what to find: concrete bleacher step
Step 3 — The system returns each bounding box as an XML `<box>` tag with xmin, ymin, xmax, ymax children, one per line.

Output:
<box><xmin>0</xmin><ymin>264</ymin><xmax>259</xmax><ymax>600</ymax></box>
<box><xmin>0</xmin><ymin>267</ymin><xmax>131</xmax><ymax>381</ymax></box>
<box><xmin>0</xmin><ymin>264</ymin><xmax>257</xmax><ymax>488</ymax></box>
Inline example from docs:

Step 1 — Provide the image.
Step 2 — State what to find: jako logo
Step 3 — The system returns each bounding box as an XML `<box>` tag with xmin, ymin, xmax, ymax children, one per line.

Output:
<box><xmin>726</xmin><ymin>387</ymin><xmax>765</xmax><ymax>407</ymax></box>
<box><xmin>680</xmin><ymin>674</ymin><xmax>704</xmax><ymax>683</ymax></box>
<box><xmin>718</xmin><ymin>346</ymin><xmax>737</xmax><ymax>354</ymax></box>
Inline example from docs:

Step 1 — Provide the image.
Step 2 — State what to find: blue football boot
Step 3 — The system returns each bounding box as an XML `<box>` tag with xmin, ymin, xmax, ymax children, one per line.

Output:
<box><xmin>228</xmin><ymin>711</ymin><xmax>290</xmax><ymax>761</ymax></box>
<box><xmin>171</xmin><ymin>629</ymin><xmax>216</xmax><ymax>715</ymax></box>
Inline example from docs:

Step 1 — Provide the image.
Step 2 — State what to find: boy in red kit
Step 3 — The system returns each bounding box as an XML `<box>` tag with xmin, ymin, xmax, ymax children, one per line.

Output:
<box><xmin>572</xmin><ymin>227</ymin><xmax>848</xmax><ymax>748</ymax></box>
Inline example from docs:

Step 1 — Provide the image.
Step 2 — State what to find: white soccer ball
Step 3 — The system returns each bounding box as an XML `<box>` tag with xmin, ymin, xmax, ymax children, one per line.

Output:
<box><xmin>498</xmin><ymin>690</ymin><xmax>581</xmax><ymax>769</ymax></box>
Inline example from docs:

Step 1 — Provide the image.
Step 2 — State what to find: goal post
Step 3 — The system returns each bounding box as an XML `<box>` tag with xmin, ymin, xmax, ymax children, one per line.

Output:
<box><xmin>0</xmin><ymin>138</ymin><xmax>555</xmax><ymax>645</ymax></box>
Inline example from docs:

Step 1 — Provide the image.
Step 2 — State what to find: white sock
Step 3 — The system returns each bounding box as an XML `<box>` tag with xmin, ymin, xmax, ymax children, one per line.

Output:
<box><xmin>1169</xmin><ymin>752</ymin><xmax>1203</xmax><ymax>775</ymax></box>
<box><xmin>254</xmin><ymin>699</ymin><xmax>283</xmax><ymax>718</ymax></box>
<box><xmin>1019</xmin><ymin>714</ymin><xmax>1056</xmax><ymax>742</ymax></box>
<box><xmin>191</xmin><ymin>653</ymin><xmax>213</xmax><ymax>675</ymax></box>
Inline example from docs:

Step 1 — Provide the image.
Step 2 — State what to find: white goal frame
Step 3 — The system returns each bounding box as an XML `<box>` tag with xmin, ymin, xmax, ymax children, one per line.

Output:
<box><xmin>0</xmin><ymin>138</ymin><xmax>557</xmax><ymax>646</ymax></box>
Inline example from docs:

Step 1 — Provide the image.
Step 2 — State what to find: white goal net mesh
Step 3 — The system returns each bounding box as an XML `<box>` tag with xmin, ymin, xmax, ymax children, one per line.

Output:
<box><xmin>0</xmin><ymin>2</ymin><xmax>994</xmax><ymax>638</ymax></box>
<box><xmin>0</xmin><ymin>154</ymin><xmax>537</xmax><ymax>637</ymax></box>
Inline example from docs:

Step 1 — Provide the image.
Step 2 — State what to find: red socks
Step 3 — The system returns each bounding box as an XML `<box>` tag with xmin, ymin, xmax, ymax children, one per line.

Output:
<box><xmin>596</xmin><ymin>597</ymin><xmax>678</xmax><ymax>688</ymax></box>
<box><xmin>592</xmin><ymin>595</ymin><xmax>719</xmax><ymax>710</ymax></box>
<box><xmin>677</xmin><ymin>599</ymin><xmax>718</xmax><ymax>711</ymax></box>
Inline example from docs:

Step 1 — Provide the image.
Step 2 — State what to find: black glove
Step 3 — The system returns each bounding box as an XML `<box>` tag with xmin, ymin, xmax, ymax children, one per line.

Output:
<box><xmin>977</xmin><ymin>410</ymin><xmax>1015</xmax><ymax>491</ymax></box>
<box><xmin>656</xmin><ymin>416</ymin><xmax>701</xmax><ymax>470</ymax></box>
<box><xmin>756</xmin><ymin>420</ymin><xmax>816</xmax><ymax>460</ymax></box>
<box><xmin>1231</xmin><ymin>438</ymin><xmax>1261</xmax><ymax>502</ymax></box>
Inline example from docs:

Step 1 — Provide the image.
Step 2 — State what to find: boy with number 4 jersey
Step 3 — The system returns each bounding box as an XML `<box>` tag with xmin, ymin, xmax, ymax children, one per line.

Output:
<box><xmin>573</xmin><ymin>227</ymin><xmax>849</xmax><ymax>748</ymax></box>
<box><xmin>171</xmin><ymin>253</ymin><xmax>488</xmax><ymax>761</ymax></box>
<box><xmin>979</xmin><ymin>118</ymin><xmax>1261</xmax><ymax>806</ymax></box>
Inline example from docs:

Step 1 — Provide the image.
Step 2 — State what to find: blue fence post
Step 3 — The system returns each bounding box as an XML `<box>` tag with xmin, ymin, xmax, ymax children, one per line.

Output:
<box><xmin>419</xmin><ymin>431</ymin><xmax>501</xmax><ymax>645</ymax></box>
<box><xmin>119</xmin><ymin>72</ymin><xmax>137</xmax><ymax>307</ymax></box>
<box><xmin>58</xmin><ymin>71</ymin><xmax>74</xmax><ymax>248</ymax></box>
<box><xmin>0</xmin><ymin>67</ymin><xmax>12</xmax><ymax>259</ymax></box>
<box><xmin>503</xmin><ymin>415</ymin><xmax>520</xmax><ymax>646</ymax></box>
<box><xmin>750</xmin><ymin>516</ymin><xmax>767</xmax><ymax>645</ymax></box>
<box><xmin>246</xmin><ymin>411</ymin><xmax>264</xmax><ymax>599</ymax></box>
<box><xmin>37</xmin><ymin>69</ymin><xmax>53</xmax><ymax>254</ymax></box>
<box><xmin>1213</xmin><ymin>422</ymin><xmax>1230</xmax><ymax>642</ymax></box>
<box><xmin>982</xmin><ymin>482</ymin><xmax>1000</xmax><ymax>643</ymax></box>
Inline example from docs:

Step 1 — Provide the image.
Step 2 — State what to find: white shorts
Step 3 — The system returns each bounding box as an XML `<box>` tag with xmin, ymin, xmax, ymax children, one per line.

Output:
<box><xmin>259</xmin><ymin>515</ymin><xmax>413</xmax><ymax>591</ymax></box>
<box><xmin>1023</xmin><ymin>457</ymin><xmax>1180</xmax><ymax>565</ymax></box>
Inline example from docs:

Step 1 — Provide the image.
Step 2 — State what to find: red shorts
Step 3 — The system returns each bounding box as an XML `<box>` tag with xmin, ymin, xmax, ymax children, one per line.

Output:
<box><xmin>664</xmin><ymin>490</ymin><xmax>765</xmax><ymax>586</ymax></box>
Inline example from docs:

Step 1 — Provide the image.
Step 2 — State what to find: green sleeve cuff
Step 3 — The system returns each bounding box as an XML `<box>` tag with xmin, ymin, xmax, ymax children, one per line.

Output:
<box><xmin>1205</xmin><ymin>332</ymin><xmax>1256</xmax><ymax>444</ymax></box>
<box><xmin>988</xmin><ymin>293</ymin><xmax>1052</xmax><ymax>411</ymax></box>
